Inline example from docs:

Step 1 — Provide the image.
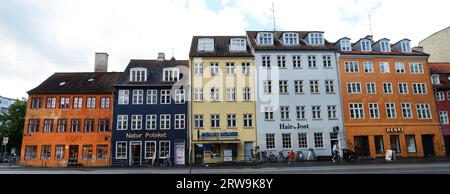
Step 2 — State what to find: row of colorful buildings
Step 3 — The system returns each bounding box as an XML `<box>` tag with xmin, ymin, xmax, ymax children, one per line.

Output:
<box><xmin>20</xmin><ymin>30</ymin><xmax>450</xmax><ymax>167</ymax></box>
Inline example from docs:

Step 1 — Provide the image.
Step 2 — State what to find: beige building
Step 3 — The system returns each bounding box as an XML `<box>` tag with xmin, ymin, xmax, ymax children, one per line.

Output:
<box><xmin>419</xmin><ymin>27</ymin><xmax>450</xmax><ymax>63</ymax></box>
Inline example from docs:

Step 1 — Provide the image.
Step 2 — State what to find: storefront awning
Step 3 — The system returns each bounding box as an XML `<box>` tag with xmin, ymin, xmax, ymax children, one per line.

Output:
<box><xmin>192</xmin><ymin>139</ymin><xmax>240</xmax><ymax>144</ymax></box>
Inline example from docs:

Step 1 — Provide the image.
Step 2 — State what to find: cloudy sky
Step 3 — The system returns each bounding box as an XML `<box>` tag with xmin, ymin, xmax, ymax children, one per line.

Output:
<box><xmin>0</xmin><ymin>0</ymin><xmax>448</xmax><ymax>99</ymax></box>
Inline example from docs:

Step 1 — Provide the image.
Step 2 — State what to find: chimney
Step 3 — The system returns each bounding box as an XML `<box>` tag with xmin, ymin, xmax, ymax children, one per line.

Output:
<box><xmin>94</xmin><ymin>53</ymin><xmax>108</xmax><ymax>72</ymax></box>
<box><xmin>157</xmin><ymin>52</ymin><xmax>165</xmax><ymax>61</ymax></box>
<box><xmin>413</xmin><ymin>46</ymin><xmax>423</xmax><ymax>52</ymax></box>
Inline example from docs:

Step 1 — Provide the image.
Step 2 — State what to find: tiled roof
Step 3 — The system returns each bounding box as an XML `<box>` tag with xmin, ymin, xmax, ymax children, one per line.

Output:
<box><xmin>339</xmin><ymin>49</ymin><xmax>429</xmax><ymax>56</ymax></box>
<box><xmin>246</xmin><ymin>31</ymin><xmax>338</xmax><ymax>51</ymax></box>
<box><xmin>28</xmin><ymin>72</ymin><xmax>122</xmax><ymax>94</ymax></box>
<box><xmin>189</xmin><ymin>36</ymin><xmax>254</xmax><ymax>58</ymax></box>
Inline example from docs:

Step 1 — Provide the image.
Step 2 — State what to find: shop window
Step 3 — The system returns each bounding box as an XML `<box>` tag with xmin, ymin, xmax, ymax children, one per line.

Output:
<box><xmin>374</xmin><ymin>136</ymin><xmax>385</xmax><ymax>154</ymax></box>
<box><xmin>405</xmin><ymin>135</ymin><xmax>417</xmax><ymax>153</ymax></box>
<box><xmin>97</xmin><ymin>145</ymin><xmax>108</xmax><ymax>160</ymax></box>
<box><xmin>390</xmin><ymin>135</ymin><xmax>401</xmax><ymax>153</ymax></box>
<box><xmin>205</xmin><ymin>144</ymin><xmax>221</xmax><ymax>159</ymax></box>
<box><xmin>82</xmin><ymin>145</ymin><xmax>93</xmax><ymax>160</ymax></box>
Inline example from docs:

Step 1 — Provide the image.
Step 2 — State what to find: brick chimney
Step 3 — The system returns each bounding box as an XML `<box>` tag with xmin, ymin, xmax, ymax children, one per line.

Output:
<box><xmin>94</xmin><ymin>53</ymin><xmax>108</xmax><ymax>72</ymax></box>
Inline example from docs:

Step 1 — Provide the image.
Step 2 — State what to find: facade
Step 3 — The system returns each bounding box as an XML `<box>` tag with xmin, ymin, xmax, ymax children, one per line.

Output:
<box><xmin>111</xmin><ymin>55</ymin><xmax>189</xmax><ymax>166</ymax></box>
<box><xmin>430</xmin><ymin>63</ymin><xmax>450</xmax><ymax>157</ymax></box>
<box><xmin>337</xmin><ymin>36</ymin><xmax>445</xmax><ymax>158</ymax></box>
<box><xmin>20</xmin><ymin>72</ymin><xmax>121</xmax><ymax>167</ymax></box>
<box><xmin>0</xmin><ymin>95</ymin><xmax>16</xmax><ymax>115</ymax></box>
<box><xmin>246</xmin><ymin>31</ymin><xmax>345</xmax><ymax>158</ymax></box>
<box><xmin>189</xmin><ymin>36</ymin><xmax>257</xmax><ymax>164</ymax></box>
<box><xmin>418</xmin><ymin>27</ymin><xmax>450</xmax><ymax>63</ymax></box>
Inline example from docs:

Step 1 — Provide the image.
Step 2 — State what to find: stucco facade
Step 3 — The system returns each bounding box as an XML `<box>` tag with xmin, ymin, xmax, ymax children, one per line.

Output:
<box><xmin>419</xmin><ymin>27</ymin><xmax>450</xmax><ymax>63</ymax></box>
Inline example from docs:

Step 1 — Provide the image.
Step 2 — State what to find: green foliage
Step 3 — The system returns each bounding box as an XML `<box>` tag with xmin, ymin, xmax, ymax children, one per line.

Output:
<box><xmin>0</xmin><ymin>99</ymin><xmax>27</xmax><ymax>154</ymax></box>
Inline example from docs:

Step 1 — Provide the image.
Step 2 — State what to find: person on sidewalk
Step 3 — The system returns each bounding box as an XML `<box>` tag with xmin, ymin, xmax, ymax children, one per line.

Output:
<box><xmin>332</xmin><ymin>143</ymin><xmax>339</xmax><ymax>162</ymax></box>
<box><xmin>289</xmin><ymin>150</ymin><xmax>295</xmax><ymax>164</ymax></box>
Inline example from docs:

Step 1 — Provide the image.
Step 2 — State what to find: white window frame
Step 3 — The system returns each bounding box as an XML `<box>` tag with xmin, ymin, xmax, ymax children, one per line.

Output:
<box><xmin>146</xmin><ymin>115</ymin><xmax>157</xmax><ymax>130</ymax></box>
<box><xmin>366</xmin><ymin>82</ymin><xmax>376</xmax><ymax>94</ymax></box>
<box><xmin>175</xmin><ymin>114</ymin><xmax>185</xmax><ymax>129</ymax></box>
<box><xmin>401</xmin><ymin>103</ymin><xmax>413</xmax><ymax>119</ymax></box>
<box><xmin>385</xmin><ymin>103</ymin><xmax>397</xmax><ymax>119</ymax></box>
<box><xmin>115</xmin><ymin>141</ymin><xmax>127</xmax><ymax>160</ymax></box>
<box><xmin>118</xmin><ymin>90</ymin><xmax>129</xmax><ymax>105</ymax></box>
<box><xmin>147</xmin><ymin>90</ymin><xmax>157</xmax><ymax>104</ymax></box>
<box><xmin>160</xmin><ymin>114</ymin><xmax>171</xmax><ymax>130</ymax></box>
<box><xmin>131</xmin><ymin>115</ymin><xmax>142</xmax><ymax>130</ymax></box>
<box><xmin>160</xmin><ymin>90</ymin><xmax>172</xmax><ymax>104</ymax></box>
<box><xmin>130</xmin><ymin>68</ymin><xmax>147</xmax><ymax>82</ymax></box>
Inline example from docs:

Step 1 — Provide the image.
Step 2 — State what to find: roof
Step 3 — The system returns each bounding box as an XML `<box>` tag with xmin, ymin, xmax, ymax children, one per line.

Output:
<box><xmin>116</xmin><ymin>59</ymin><xmax>189</xmax><ymax>86</ymax></box>
<box><xmin>189</xmin><ymin>36</ymin><xmax>254</xmax><ymax>58</ymax></box>
<box><xmin>420</xmin><ymin>26</ymin><xmax>450</xmax><ymax>43</ymax></box>
<box><xmin>339</xmin><ymin>49</ymin><xmax>429</xmax><ymax>56</ymax></box>
<box><xmin>430</xmin><ymin>63</ymin><xmax>450</xmax><ymax>74</ymax></box>
<box><xmin>28</xmin><ymin>72</ymin><xmax>122</xmax><ymax>94</ymax></box>
<box><xmin>246</xmin><ymin>31</ymin><xmax>338</xmax><ymax>51</ymax></box>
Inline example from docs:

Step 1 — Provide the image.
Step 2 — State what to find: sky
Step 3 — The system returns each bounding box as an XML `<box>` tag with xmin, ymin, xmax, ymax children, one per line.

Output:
<box><xmin>0</xmin><ymin>0</ymin><xmax>449</xmax><ymax>99</ymax></box>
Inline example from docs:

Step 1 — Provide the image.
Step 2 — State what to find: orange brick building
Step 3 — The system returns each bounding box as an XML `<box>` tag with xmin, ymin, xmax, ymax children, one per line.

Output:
<box><xmin>335</xmin><ymin>36</ymin><xmax>445</xmax><ymax>158</ymax></box>
<box><xmin>21</xmin><ymin>72</ymin><xmax>121</xmax><ymax>167</ymax></box>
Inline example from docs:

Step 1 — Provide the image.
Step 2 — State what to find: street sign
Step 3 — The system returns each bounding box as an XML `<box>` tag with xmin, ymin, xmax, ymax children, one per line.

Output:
<box><xmin>2</xmin><ymin>137</ymin><xmax>8</xmax><ymax>145</ymax></box>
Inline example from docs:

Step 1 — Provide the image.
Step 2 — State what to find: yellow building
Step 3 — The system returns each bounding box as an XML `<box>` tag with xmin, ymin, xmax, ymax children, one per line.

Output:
<box><xmin>189</xmin><ymin>36</ymin><xmax>256</xmax><ymax>164</ymax></box>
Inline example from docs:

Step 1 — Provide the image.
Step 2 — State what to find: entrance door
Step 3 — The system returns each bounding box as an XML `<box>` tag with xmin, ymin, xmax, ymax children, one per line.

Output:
<box><xmin>69</xmin><ymin>145</ymin><xmax>79</xmax><ymax>164</ymax></box>
<box><xmin>194</xmin><ymin>144</ymin><xmax>204</xmax><ymax>165</ymax></box>
<box><xmin>175</xmin><ymin>142</ymin><xmax>185</xmax><ymax>165</ymax></box>
<box><xmin>354</xmin><ymin>136</ymin><xmax>370</xmax><ymax>157</ymax></box>
<box><xmin>422</xmin><ymin>135</ymin><xmax>435</xmax><ymax>157</ymax></box>
<box><xmin>130</xmin><ymin>142</ymin><xmax>142</xmax><ymax>166</ymax></box>
<box><xmin>330</xmin><ymin>132</ymin><xmax>339</xmax><ymax>155</ymax></box>
<box><xmin>244</xmin><ymin>142</ymin><xmax>253</xmax><ymax>161</ymax></box>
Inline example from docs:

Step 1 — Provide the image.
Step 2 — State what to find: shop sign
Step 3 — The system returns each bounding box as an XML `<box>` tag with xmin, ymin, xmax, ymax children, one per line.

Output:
<box><xmin>280</xmin><ymin>123</ymin><xmax>309</xmax><ymax>130</ymax></box>
<box><xmin>200</xmin><ymin>132</ymin><xmax>238</xmax><ymax>139</ymax></box>
<box><xmin>386</xmin><ymin>128</ymin><xmax>404</xmax><ymax>133</ymax></box>
<box><xmin>126</xmin><ymin>132</ymin><xmax>167</xmax><ymax>139</ymax></box>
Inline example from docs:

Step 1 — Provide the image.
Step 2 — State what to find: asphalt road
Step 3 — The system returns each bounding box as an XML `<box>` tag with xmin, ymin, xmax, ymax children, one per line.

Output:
<box><xmin>2</xmin><ymin>161</ymin><xmax>450</xmax><ymax>174</ymax></box>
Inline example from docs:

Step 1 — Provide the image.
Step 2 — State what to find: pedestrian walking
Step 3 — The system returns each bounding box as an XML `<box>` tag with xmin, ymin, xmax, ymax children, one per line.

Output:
<box><xmin>332</xmin><ymin>143</ymin><xmax>338</xmax><ymax>162</ymax></box>
<box><xmin>289</xmin><ymin>150</ymin><xmax>295</xmax><ymax>164</ymax></box>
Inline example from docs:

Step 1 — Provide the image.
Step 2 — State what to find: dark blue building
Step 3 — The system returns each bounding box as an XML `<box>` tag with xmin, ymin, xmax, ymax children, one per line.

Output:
<box><xmin>112</xmin><ymin>55</ymin><xmax>189</xmax><ymax>166</ymax></box>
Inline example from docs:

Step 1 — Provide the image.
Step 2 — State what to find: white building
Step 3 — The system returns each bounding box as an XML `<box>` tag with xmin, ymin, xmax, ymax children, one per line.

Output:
<box><xmin>246</xmin><ymin>31</ymin><xmax>345</xmax><ymax>158</ymax></box>
<box><xmin>0</xmin><ymin>95</ymin><xmax>16</xmax><ymax>115</ymax></box>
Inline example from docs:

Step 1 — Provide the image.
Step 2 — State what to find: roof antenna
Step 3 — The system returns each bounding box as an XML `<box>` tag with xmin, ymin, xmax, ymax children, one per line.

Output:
<box><xmin>271</xmin><ymin>1</ymin><xmax>276</xmax><ymax>31</ymax></box>
<box><xmin>369</xmin><ymin>14</ymin><xmax>374</xmax><ymax>36</ymax></box>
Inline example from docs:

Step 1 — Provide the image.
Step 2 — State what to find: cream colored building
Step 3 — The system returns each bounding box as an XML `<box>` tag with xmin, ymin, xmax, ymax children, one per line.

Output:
<box><xmin>419</xmin><ymin>27</ymin><xmax>450</xmax><ymax>62</ymax></box>
<box><xmin>189</xmin><ymin>36</ymin><xmax>256</xmax><ymax>164</ymax></box>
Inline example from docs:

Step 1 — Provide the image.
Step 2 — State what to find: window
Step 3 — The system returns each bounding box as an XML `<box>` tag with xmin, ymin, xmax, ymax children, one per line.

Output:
<box><xmin>210</xmin><ymin>88</ymin><xmax>220</xmax><ymax>101</ymax></box>
<box><xmin>328</xmin><ymin>105</ymin><xmax>337</xmax><ymax>119</ymax></box>
<box><xmin>46</xmin><ymin>97</ymin><xmax>56</xmax><ymax>109</ymax></box>
<box><xmin>28</xmin><ymin>119</ymin><xmax>40</xmax><ymax>133</ymax></box>
<box><xmin>386</xmin><ymin>103</ymin><xmax>397</xmax><ymax>119</ymax></box>
<box><xmin>84</xmin><ymin>119</ymin><xmax>94</xmax><ymax>133</ymax></box>
<box><xmin>380</xmin><ymin>62</ymin><xmax>390</xmax><ymax>73</ymax></box>
<box><xmin>264</xmin><ymin>81</ymin><xmax>272</xmax><ymax>94</ymax></box>
<box><xmin>98</xmin><ymin>119</ymin><xmax>110</xmax><ymax>132</ymax></box>
<box><xmin>118</xmin><ymin>90</ymin><xmax>129</xmax><ymax>105</ymax></box>
<box><xmin>146</xmin><ymin>115</ymin><xmax>157</xmax><ymax>130</ymax></box>
<box><xmin>340</xmin><ymin>39</ymin><xmax>352</xmax><ymax>51</ymax></box>
<box><xmin>70</xmin><ymin>119</ymin><xmax>81</xmax><ymax>133</ymax></box>
<box><xmin>431</xmin><ymin>75</ymin><xmax>440</xmax><ymax>85</ymax></box>
<box><xmin>395</xmin><ymin>62</ymin><xmax>405</xmax><ymax>74</ymax></box>
<box><xmin>230</xmin><ymin>38</ymin><xmax>246</xmax><ymax>51</ymax></box>
<box><xmin>280</xmin><ymin>106</ymin><xmax>290</xmax><ymax>120</ymax></box>
<box><xmin>436</xmin><ymin>92</ymin><xmax>445</xmax><ymax>101</ymax></box>
<box><xmin>283</xmin><ymin>33</ymin><xmax>299</xmax><ymax>45</ymax></box>
<box><xmin>161</xmin><ymin>90</ymin><xmax>171</xmax><ymax>104</ymax></box>
<box><xmin>43</xmin><ymin>119</ymin><xmax>53</xmax><ymax>133</ymax></box>
<box><xmin>163</xmin><ymin>68</ymin><xmax>180</xmax><ymax>82</ymax></box>
<box><xmin>282</xmin><ymin>133</ymin><xmax>292</xmax><ymax>149</ymax></box>
<box><xmin>117</xmin><ymin>115</ymin><xmax>128</xmax><ymax>130</ymax></box>
<box><xmin>31</xmin><ymin>97</ymin><xmax>43</xmax><ymax>109</ymax></box>
<box><xmin>198</xmin><ymin>38</ymin><xmax>214</xmax><ymax>51</ymax></box>
<box><xmin>380</xmin><ymin>40</ymin><xmax>391</xmax><ymax>52</ymax></box>
<box><xmin>194</xmin><ymin>62</ymin><xmax>203</xmax><ymax>76</ymax></box>
<box><xmin>308</xmin><ymin>56</ymin><xmax>317</xmax><ymax>68</ymax></box>
<box><xmin>383</xmin><ymin>83</ymin><xmax>393</xmax><ymax>94</ymax></box>
<box><xmin>366</xmin><ymin>83</ymin><xmax>376</xmax><ymax>94</ymax></box>
<box><xmin>194</xmin><ymin>88</ymin><xmax>203</xmax><ymax>101</ymax></box>
<box><xmin>175</xmin><ymin>114</ymin><xmax>185</xmax><ymax>129</ymax></box>
<box><xmin>132</xmin><ymin>90</ymin><xmax>144</xmax><ymax>105</ymax></box>
<box><xmin>296</xmin><ymin>106</ymin><xmax>306</xmax><ymax>120</ymax></box>
<box><xmin>41</xmin><ymin>145</ymin><xmax>51</xmax><ymax>160</ymax></box>
<box><xmin>131</xmin><ymin>115</ymin><xmax>143</xmax><ymax>130</ymax></box>
<box><xmin>416</xmin><ymin>104</ymin><xmax>431</xmax><ymax>119</ymax></box>
<box><xmin>86</xmin><ymin>97</ymin><xmax>96</xmax><ymax>109</ymax></box>
<box><xmin>323</xmin><ymin>56</ymin><xmax>332</xmax><ymax>68</ymax></box>
<box><xmin>145</xmin><ymin>141</ymin><xmax>156</xmax><ymax>159</ymax></box>
<box><xmin>298</xmin><ymin>133</ymin><xmax>308</xmax><ymax>148</ymax></box>
<box><xmin>100</xmin><ymin>97</ymin><xmax>110</xmax><ymax>109</ymax></box>
<box><xmin>147</xmin><ymin>90</ymin><xmax>157</xmax><ymax>104</ymax></box>
<box><xmin>447</xmin><ymin>91</ymin><xmax>450</xmax><ymax>100</ymax></box>
<box><xmin>266</xmin><ymin>134</ymin><xmax>275</xmax><ymax>149</ymax></box>
<box><xmin>312</xmin><ymin>105</ymin><xmax>321</xmax><ymax>119</ymax></box>
<box><xmin>314</xmin><ymin>133</ymin><xmax>324</xmax><ymax>148</ymax></box>
<box><xmin>405</xmin><ymin>135</ymin><xmax>417</xmax><ymax>153</ymax></box>
<box><xmin>97</xmin><ymin>145</ymin><xmax>108</xmax><ymax>160</ymax></box>
<box><xmin>369</xmin><ymin>103</ymin><xmax>379</xmax><ymax>119</ymax></box>
<box><xmin>243</xmin><ymin>114</ymin><xmax>253</xmax><ymax>127</ymax></box>
<box><xmin>398</xmin><ymin>83</ymin><xmax>409</xmax><ymax>94</ymax></box>
<box><xmin>347</xmin><ymin>82</ymin><xmax>362</xmax><ymax>94</ymax></box>
<box><xmin>410</xmin><ymin>63</ymin><xmax>424</xmax><ymax>74</ymax></box>
<box><xmin>279</xmin><ymin>80</ymin><xmax>288</xmax><ymax>94</ymax></box>
<box><xmin>55</xmin><ymin>145</ymin><xmax>65</xmax><ymax>160</ymax></box>
<box><xmin>262</xmin><ymin>56</ymin><xmax>271</xmax><ymax>68</ymax></box>
<box><xmin>242</xmin><ymin>62</ymin><xmax>250</xmax><ymax>75</ymax></box>
<box><xmin>57</xmin><ymin>119</ymin><xmax>67</xmax><ymax>133</ymax></box>
<box><xmin>210</xmin><ymin>62</ymin><xmax>219</xmax><ymax>76</ymax></box>
<box><xmin>364</xmin><ymin>61</ymin><xmax>374</xmax><ymax>73</ymax></box>
<box><xmin>175</xmin><ymin>89</ymin><xmax>185</xmax><ymax>104</ymax></box>
<box><xmin>294</xmin><ymin>80</ymin><xmax>304</xmax><ymax>94</ymax></box>
<box><xmin>374</xmin><ymin>136</ymin><xmax>385</xmax><ymax>154</ymax></box>
<box><xmin>59</xmin><ymin>97</ymin><xmax>69</xmax><ymax>109</ymax></box>
<box><xmin>361</xmin><ymin>40</ymin><xmax>372</xmax><ymax>51</ymax></box>
<box><xmin>130</xmin><ymin>68</ymin><xmax>147</xmax><ymax>82</ymax></box>
<box><xmin>116</xmin><ymin>142</ymin><xmax>127</xmax><ymax>159</ymax></box>
<box><xmin>211</xmin><ymin>114</ymin><xmax>220</xmax><ymax>128</ymax></box>
<box><xmin>401</xmin><ymin>40</ymin><xmax>411</xmax><ymax>52</ymax></box>
<box><xmin>264</xmin><ymin>106</ymin><xmax>274</xmax><ymax>120</ymax></box>
<box><xmin>194</xmin><ymin>115</ymin><xmax>204</xmax><ymax>128</ymax></box>
<box><xmin>243</xmin><ymin>88</ymin><xmax>251</xmax><ymax>101</ymax></box>
<box><xmin>292</xmin><ymin>56</ymin><xmax>301</xmax><ymax>68</ymax></box>
<box><xmin>159</xmin><ymin>141</ymin><xmax>171</xmax><ymax>158</ymax></box>
<box><xmin>440</xmin><ymin>111</ymin><xmax>449</xmax><ymax>124</ymax></box>
<box><xmin>277</xmin><ymin>56</ymin><xmax>286</xmax><ymax>68</ymax></box>
<box><xmin>160</xmin><ymin>114</ymin><xmax>171</xmax><ymax>130</ymax></box>
<box><xmin>227</xmin><ymin>88</ymin><xmax>236</xmax><ymax>101</ymax></box>
<box><xmin>310</xmin><ymin>80</ymin><xmax>319</xmax><ymax>93</ymax></box>
<box><xmin>344</xmin><ymin>61</ymin><xmax>359</xmax><ymax>73</ymax></box>
<box><xmin>325</xmin><ymin>80</ymin><xmax>335</xmax><ymax>93</ymax></box>
<box><xmin>82</xmin><ymin>145</ymin><xmax>93</xmax><ymax>160</ymax></box>
<box><xmin>227</xmin><ymin>114</ymin><xmax>236</xmax><ymax>128</ymax></box>
<box><xmin>349</xmin><ymin>103</ymin><xmax>364</xmax><ymax>119</ymax></box>
<box><xmin>413</xmin><ymin>83</ymin><xmax>427</xmax><ymax>94</ymax></box>
<box><xmin>25</xmin><ymin>145</ymin><xmax>37</xmax><ymax>160</ymax></box>
<box><xmin>226</xmin><ymin>62</ymin><xmax>235</xmax><ymax>75</ymax></box>
<box><xmin>257</xmin><ymin>32</ymin><xmax>273</xmax><ymax>45</ymax></box>
<box><xmin>308</xmin><ymin>33</ymin><xmax>324</xmax><ymax>45</ymax></box>
<box><xmin>401</xmin><ymin>103</ymin><xmax>413</xmax><ymax>119</ymax></box>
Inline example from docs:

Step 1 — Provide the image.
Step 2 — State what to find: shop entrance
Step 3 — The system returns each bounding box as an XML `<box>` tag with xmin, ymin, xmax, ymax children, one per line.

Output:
<box><xmin>330</xmin><ymin>132</ymin><xmax>339</xmax><ymax>154</ymax></box>
<box><xmin>175</xmin><ymin>141</ymin><xmax>185</xmax><ymax>165</ymax></box>
<box><xmin>244</xmin><ymin>142</ymin><xmax>253</xmax><ymax>161</ymax></box>
<box><xmin>354</xmin><ymin>136</ymin><xmax>370</xmax><ymax>157</ymax></box>
<box><xmin>421</xmin><ymin>135</ymin><xmax>435</xmax><ymax>157</ymax></box>
<box><xmin>130</xmin><ymin>142</ymin><xmax>142</xmax><ymax>166</ymax></box>
<box><xmin>69</xmin><ymin>145</ymin><xmax>79</xmax><ymax>164</ymax></box>
<box><xmin>194</xmin><ymin>144</ymin><xmax>204</xmax><ymax>165</ymax></box>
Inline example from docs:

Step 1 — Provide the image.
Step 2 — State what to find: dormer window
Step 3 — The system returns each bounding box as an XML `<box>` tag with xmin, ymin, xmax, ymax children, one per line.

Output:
<box><xmin>163</xmin><ymin>68</ymin><xmax>180</xmax><ymax>82</ymax></box>
<box><xmin>283</xmin><ymin>33</ymin><xmax>299</xmax><ymax>45</ymax></box>
<box><xmin>380</xmin><ymin>40</ymin><xmax>391</xmax><ymax>52</ymax></box>
<box><xmin>401</xmin><ymin>40</ymin><xmax>411</xmax><ymax>52</ymax></box>
<box><xmin>198</xmin><ymin>38</ymin><xmax>214</xmax><ymax>52</ymax></box>
<box><xmin>230</xmin><ymin>38</ymin><xmax>247</xmax><ymax>51</ymax></box>
<box><xmin>431</xmin><ymin>74</ymin><xmax>440</xmax><ymax>85</ymax></box>
<box><xmin>257</xmin><ymin>32</ymin><xmax>273</xmax><ymax>45</ymax></box>
<box><xmin>361</xmin><ymin>40</ymin><xmax>372</xmax><ymax>52</ymax></box>
<box><xmin>340</xmin><ymin>39</ymin><xmax>352</xmax><ymax>51</ymax></box>
<box><xmin>130</xmin><ymin>68</ymin><xmax>147</xmax><ymax>82</ymax></box>
<box><xmin>308</xmin><ymin>33</ymin><xmax>324</xmax><ymax>45</ymax></box>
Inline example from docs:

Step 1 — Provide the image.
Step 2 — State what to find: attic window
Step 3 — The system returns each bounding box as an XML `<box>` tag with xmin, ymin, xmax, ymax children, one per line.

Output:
<box><xmin>130</xmin><ymin>68</ymin><xmax>147</xmax><ymax>82</ymax></box>
<box><xmin>361</xmin><ymin>40</ymin><xmax>372</xmax><ymax>51</ymax></box>
<box><xmin>308</xmin><ymin>33</ymin><xmax>324</xmax><ymax>45</ymax></box>
<box><xmin>198</xmin><ymin>38</ymin><xmax>214</xmax><ymax>52</ymax></box>
<box><xmin>163</xmin><ymin>68</ymin><xmax>180</xmax><ymax>82</ymax></box>
<box><xmin>401</xmin><ymin>40</ymin><xmax>411</xmax><ymax>52</ymax></box>
<box><xmin>230</xmin><ymin>38</ymin><xmax>246</xmax><ymax>51</ymax></box>
<box><xmin>257</xmin><ymin>32</ymin><xmax>273</xmax><ymax>45</ymax></box>
<box><xmin>431</xmin><ymin>74</ymin><xmax>440</xmax><ymax>85</ymax></box>
<box><xmin>59</xmin><ymin>82</ymin><xmax>66</xmax><ymax>86</ymax></box>
<box><xmin>380</xmin><ymin>40</ymin><xmax>391</xmax><ymax>52</ymax></box>
<box><xmin>340</xmin><ymin>39</ymin><xmax>352</xmax><ymax>51</ymax></box>
<box><xmin>283</xmin><ymin>33</ymin><xmax>299</xmax><ymax>45</ymax></box>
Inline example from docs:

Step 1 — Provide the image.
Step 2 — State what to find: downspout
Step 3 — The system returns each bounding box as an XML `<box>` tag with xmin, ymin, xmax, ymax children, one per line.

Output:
<box><xmin>334</xmin><ymin>51</ymin><xmax>347</xmax><ymax>150</ymax></box>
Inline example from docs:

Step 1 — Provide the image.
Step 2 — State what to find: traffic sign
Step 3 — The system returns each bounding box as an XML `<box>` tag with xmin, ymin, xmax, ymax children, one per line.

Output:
<box><xmin>2</xmin><ymin>137</ymin><xmax>8</xmax><ymax>145</ymax></box>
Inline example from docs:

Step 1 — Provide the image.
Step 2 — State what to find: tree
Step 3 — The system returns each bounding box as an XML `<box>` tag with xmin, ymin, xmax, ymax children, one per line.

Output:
<box><xmin>0</xmin><ymin>99</ymin><xmax>27</xmax><ymax>155</ymax></box>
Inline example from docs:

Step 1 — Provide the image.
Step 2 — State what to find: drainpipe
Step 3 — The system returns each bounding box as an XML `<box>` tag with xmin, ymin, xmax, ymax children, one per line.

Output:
<box><xmin>334</xmin><ymin>51</ymin><xmax>347</xmax><ymax>150</ymax></box>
